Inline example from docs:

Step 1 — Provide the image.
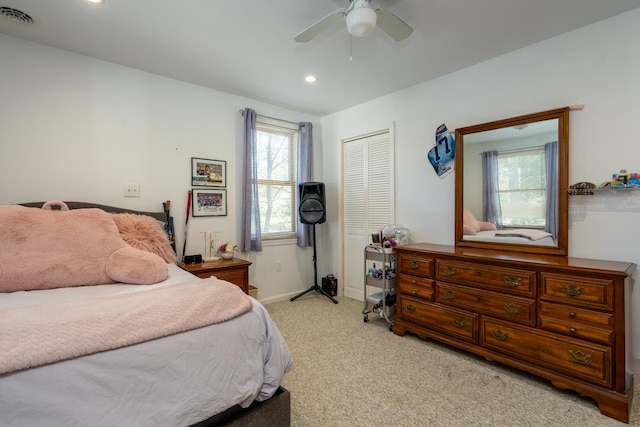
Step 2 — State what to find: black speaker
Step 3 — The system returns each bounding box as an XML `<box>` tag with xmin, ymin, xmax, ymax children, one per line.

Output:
<box><xmin>299</xmin><ymin>182</ymin><xmax>326</xmax><ymax>224</ymax></box>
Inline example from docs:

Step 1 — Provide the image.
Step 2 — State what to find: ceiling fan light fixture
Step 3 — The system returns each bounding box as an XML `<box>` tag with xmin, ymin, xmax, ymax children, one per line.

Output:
<box><xmin>346</xmin><ymin>6</ymin><xmax>377</xmax><ymax>37</ymax></box>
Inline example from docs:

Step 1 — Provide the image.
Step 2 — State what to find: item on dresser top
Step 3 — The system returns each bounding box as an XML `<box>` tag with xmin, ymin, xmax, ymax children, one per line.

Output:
<box><xmin>0</xmin><ymin>201</ymin><xmax>167</xmax><ymax>292</ymax></box>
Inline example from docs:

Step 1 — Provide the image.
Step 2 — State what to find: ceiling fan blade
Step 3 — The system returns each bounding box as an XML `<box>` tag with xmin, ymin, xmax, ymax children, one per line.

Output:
<box><xmin>294</xmin><ymin>8</ymin><xmax>348</xmax><ymax>42</ymax></box>
<box><xmin>374</xmin><ymin>7</ymin><xmax>413</xmax><ymax>41</ymax></box>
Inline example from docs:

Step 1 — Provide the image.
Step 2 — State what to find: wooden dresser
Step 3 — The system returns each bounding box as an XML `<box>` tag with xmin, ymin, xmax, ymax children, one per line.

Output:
<box><xmin>393</xmin><ymin>243</ymin><xmax>635</xmax><ymax>423</ymax></box>
<box><xmin>179</xmin><ymin>258</ymin><xmax>252</xmax><ymax>294</ymax></box>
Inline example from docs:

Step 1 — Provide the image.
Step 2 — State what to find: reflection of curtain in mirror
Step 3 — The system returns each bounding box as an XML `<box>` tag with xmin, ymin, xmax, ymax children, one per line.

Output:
<box><xmin>482</xmin><ymin>150</ymin><xmax>503</xmax><ymax>229</ymax></box>
<box><xmin>545</xmin><ymin>141</ymin><xmax>558</xmax><ymax>240</ymax></box>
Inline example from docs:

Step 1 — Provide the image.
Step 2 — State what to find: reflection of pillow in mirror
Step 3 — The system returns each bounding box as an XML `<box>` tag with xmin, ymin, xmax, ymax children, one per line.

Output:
<box><xmin>479</xmin><ymin>221</ymin><xmax>497</xmax><ymax>231</ymax></box>
<box><xmin>463</xmin><ymin>208</ymin><xmax>481</xmax><ymax>233</ymax></box>
<box><xmin>463</xmin><ymin>224</ymin><xmax>477</xmax><ymax>235</ymax></box>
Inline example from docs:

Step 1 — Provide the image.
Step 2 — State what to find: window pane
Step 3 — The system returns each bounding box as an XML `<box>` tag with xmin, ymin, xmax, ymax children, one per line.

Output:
<box><xmin>258</xmin><ymin>183</ymin><xmax>294</xmax><ymax>234</ymax></box>
<box><xmin>257</xmin><ymin>131</ymin><xmax>292</xmax><ymax>181</ymax></box>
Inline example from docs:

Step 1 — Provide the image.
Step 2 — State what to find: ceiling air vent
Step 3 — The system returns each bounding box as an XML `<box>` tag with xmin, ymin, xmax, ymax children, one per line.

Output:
<box><xmin>0</xmin><ymin>6</ymin><xmax>34</xmax><ymax>24</ymax></box>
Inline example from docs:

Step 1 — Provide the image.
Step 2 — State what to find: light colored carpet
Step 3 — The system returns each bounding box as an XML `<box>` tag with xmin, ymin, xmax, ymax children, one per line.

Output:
<box><xmin>265</xmin><ymin>295</ymin><xmax>640</xmax><ymax>426</ymax></box>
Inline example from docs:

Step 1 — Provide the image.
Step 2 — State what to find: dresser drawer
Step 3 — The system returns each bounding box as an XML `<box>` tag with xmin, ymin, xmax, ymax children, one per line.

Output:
<box><xmin>481</xmin><ymin>318</ymin><xmax>612</xmax><ymax>388</ymax></box>
<box><xmin>397</xmin><ymin>274</ymin><xmax>434</xmax><ymax>300</ymax></box>
<box><xmin>399</xmin><ymin>296</ymin><xmax>477</xmax><ymax>343</ymax></box>
<box><xmin>539</xmin><ymin>302</ymin><xmax>614</xmax><ymax>345</ymax></box>
<box><xmin>436</xmin><ymin>260</ymin><xmax>535</xmax><ymax>297</ymax></box>
<box><xmin>397</xmin><ymin>253</ymin><xmax>433</xmax><ymax>278</ymax></box>
<box><xmin>540</xmin><ymin>273</ymin><xmax>614</xmax><ymax>311</ymax></box>
<box><xmin>437</xmin><ymin>283</ymin><xmax>535</xmax><ymax>326</ymax></box>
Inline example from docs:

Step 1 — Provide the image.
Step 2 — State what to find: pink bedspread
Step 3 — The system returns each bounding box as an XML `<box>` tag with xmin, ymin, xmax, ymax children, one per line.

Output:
<box><xmin>0</xmin><ymin>277</ymin><xmax>253</xmax><ymax>374</ymax></box>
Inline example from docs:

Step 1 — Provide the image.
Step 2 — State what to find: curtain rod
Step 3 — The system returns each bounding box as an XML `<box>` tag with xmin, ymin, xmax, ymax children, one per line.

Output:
<box><xmin>238</xmin><ymin>109</ymin><xmax>305</xmax><ymax>127</ymax></box>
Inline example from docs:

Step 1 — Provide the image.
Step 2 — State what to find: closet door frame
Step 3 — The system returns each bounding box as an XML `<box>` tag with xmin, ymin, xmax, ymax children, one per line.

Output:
<box><xmin>340</xmin><ymin>123</ymin><xmax>395</xmax><ymax>301</ymax></box>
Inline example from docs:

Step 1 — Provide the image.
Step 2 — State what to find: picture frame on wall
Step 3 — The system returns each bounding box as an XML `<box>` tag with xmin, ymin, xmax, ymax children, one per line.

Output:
<box><xmin>191</xmin><ymin>157</ymin><xmax>226</xmax><ymax>187</ymax></box>
<box><xmin>192</xmin><ymin>188</ymin><xmax>227</xmax><ymax>217</ymax></box>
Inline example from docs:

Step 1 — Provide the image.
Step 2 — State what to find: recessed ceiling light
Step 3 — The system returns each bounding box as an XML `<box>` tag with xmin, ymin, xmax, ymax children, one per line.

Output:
<box><xmin>305</xmin><ymin>75</ymin><xmax>317</xmax><ymax>83</ymax></box>
<box><xmin>86</xmin><ymin>0</ymin><xmax>105</xmax><ymax>4</ymax></box>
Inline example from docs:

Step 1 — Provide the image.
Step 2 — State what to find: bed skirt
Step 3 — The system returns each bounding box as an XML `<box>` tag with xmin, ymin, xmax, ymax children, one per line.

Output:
<box><xmin>191</xmin><ymin>386</ymin><xmax>290</xmax><ymax>427</ymax></box>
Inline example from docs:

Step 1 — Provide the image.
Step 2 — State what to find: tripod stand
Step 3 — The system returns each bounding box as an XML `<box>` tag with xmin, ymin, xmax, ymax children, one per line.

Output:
<box><xmin>290</xmin><ymin>224</ymin><xmax>338</xmax><ymax>304</ymax></box>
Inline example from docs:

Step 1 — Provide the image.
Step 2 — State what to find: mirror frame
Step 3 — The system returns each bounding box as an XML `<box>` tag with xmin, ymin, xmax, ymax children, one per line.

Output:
<box><xmin>454</xmin><ymin>107</ymin><xmax>570</xmax><ymax>256</ymax></box>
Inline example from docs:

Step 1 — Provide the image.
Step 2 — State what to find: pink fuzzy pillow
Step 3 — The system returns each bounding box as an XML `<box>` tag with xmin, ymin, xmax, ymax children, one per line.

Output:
<box><xmin>112</xmin><ymin>213</ymin><xmax>177</xmax><ymax>263</ymax></box>
<box><xmin>0</xmin><ymin>202</ymin><xmax>168</xmax><ymax>292</ymax></box>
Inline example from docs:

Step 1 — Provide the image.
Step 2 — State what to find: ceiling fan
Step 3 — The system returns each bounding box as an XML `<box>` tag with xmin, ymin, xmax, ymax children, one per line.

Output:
<box><xmin>294</xmin><ymin>0</ymin><xmax>413</xmax><ymax>42</ymax></box>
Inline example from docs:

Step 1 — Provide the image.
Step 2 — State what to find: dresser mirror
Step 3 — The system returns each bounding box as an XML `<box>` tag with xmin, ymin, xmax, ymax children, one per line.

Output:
<box><xmin>454</xmin><ymin>107</ymin><xmax>569</xmax><ymax>256</ymax></box>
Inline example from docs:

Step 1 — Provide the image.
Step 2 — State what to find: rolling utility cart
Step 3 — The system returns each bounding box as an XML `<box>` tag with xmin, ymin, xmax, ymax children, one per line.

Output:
<box><xmin>362</xmin><ymin>245</ymin><xmax>396</xmax><ymax>331</ymax></box>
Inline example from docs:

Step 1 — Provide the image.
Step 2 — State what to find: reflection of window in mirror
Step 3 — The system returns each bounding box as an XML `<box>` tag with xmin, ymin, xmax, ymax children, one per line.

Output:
<box><xmin>497</xmin><ymin>146</ymin><xmax>546</xmax><ymax>228</ymax></box>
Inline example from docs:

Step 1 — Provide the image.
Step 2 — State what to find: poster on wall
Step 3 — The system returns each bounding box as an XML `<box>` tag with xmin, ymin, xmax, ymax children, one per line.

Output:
<box><xmin>192</xmin><ymin>189</ymin><xmax>227</xmax><ymax>217</ymax></box>
<box><xmin>427</xmin><ymin>124</ymin><xmax>455</xmax><ymax>179</ymax></box>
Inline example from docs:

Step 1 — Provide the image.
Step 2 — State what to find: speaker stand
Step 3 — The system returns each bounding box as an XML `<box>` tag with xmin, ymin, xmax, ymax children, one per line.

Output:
<box><xmin>290</xmin><ymin>224</ymin><xmax>338</xmax><ymax>304</ymax></box>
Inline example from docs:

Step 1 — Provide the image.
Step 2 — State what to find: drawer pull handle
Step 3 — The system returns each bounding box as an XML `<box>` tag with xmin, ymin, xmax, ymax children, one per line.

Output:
<box><xmin>475</xmin><ymin>270</ymin><xmax>483</xmax><ymax>276</ymax></box>
<box><xmin>412</xmin><ymin>279</ymin><xmax>417</xmax><ymax>284</ymax></box>
<box><xmin>562</xmin><ymin>284</ymin><xmax>585</xmax><ymax>297</ymax></box>
<box><xmin>504</xmin><ymin>275</ymin><xmax>522</xmax><ymax>287</ymax></box>
<box><xmin>569</xmin><ymin>327</ymin><xmax>577</xmax><ymax>334</ymax></box>
<box><xmin>412</xmin><ymin>290</ymin><xmax>417</xmax><ymax>295</ymax></box>
<box><xmin>409</xmin><ymin>261</ymin><xmax>421</xmax><ymax>270</ymax></box>
<box><xmin>503</xmin><ymin>303</ymin><xmax>522</xmax><ymax>315</ymax></box>
<box><xmin>443</xmin><ymin>267</ymin><xmax>457</xmax><ymax>276</ymax></box>
<box><xmin>569</xmin><ymin>312</ymin><xmax>576</xmax><ymax>318</ymax></box>
<box><xmin>569</xmin><ymin>350</ymin><xmax>592</xmax><ymax>365</ymax></box>
<box><xmin>491</xmin><ymin>329</ymin><xmax>508</xmax><ymax>341</ymax></box>
<box><xmin>443</xmin><ymin>289</ymin><xmax>457</xmax><ymax>300</ymax></box>
<box><xmin>453</xmin><ymin>318</ymin><xmax>466</xmax><ymax>328</ymax></box>
<box><xmin>406</xmin><ymin>304</ymin><xmax>416</xmax><ymax>313</ymax></box>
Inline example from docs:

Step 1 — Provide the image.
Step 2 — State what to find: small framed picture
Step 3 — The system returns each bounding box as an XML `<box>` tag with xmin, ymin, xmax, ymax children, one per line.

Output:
<box><xmin>192</xmin><ymin>189</ymin><xmax>227</xmax><ymax>217</ymax></box>
<box><xmin>191</xmin><ymin>157</ymin><xmax>226</xmax><ymax>187</ymax></box>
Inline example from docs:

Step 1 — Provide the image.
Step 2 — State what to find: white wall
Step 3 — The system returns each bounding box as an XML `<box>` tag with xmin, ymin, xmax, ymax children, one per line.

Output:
<box><xmin>320</xmin><ymin>9</ymin><xmax>640</xmax><ymax>355</ymax></box>
<box><xmin>0</xmin><ymin>34</ymin><xmax>322</xmax><ymax>303</ymax></box>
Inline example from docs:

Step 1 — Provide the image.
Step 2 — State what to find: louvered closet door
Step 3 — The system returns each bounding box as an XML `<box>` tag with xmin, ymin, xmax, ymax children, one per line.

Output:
<box><xmin>343</xmin><ymin>130</ymin><xmax>394</xmax><ymax>301</ymax></box>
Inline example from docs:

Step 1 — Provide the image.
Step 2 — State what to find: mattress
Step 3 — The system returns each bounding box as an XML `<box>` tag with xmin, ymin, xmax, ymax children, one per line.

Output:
<box><xmin>463</xmin><ymin>230</ymin><xmax>556</xmax><ymax>246</ymax></box>
<box><xmin>0</xmin><ymin>264</ymin><xmax>292</xmax><ymax>427</ymax></box>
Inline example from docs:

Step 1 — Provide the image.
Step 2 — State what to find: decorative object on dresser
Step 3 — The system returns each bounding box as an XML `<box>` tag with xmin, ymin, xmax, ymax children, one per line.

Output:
<box><xmin>180</xmin><ymin>258</ymin><xmax>252</xmax><ymax>294</ymax></box>
<box><xmin>394</xmin><ymin>244</ymin><xmax>635</xmax><ymax>423</ymax></box>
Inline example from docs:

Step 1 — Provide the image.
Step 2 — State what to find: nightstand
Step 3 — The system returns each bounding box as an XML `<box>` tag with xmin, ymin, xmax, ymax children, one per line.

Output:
<box><xmin>179</xmin><ymin>258</ymin><xmax>252</xmax><ymax>294</ymax></box>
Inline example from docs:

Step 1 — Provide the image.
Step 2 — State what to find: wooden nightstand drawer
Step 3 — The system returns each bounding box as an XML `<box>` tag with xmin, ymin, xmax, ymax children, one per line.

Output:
<box><xmin>180</xmin><ymin>258</ymin><xmax>252</xmax><ymax>294</ymax></box>
<box><xmin>436</xmin><ymin>260</ymin><xmax>535</xmax><ymax>297</ymax></box>
<box><xmin>541</xmin><ymin>273</ymin><xmax>613</xmax><ymax>311</ymax></box>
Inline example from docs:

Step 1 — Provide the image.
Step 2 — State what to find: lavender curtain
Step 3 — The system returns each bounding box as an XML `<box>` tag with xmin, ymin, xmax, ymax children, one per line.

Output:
<box><xmin>482</xmin><ymin>150</ymin><xmax>503</xmax><ymax>229</ymax></box>
<box><xmin>240</xmin><ymin>108</ymin><xmax>262</xmax><ymax>252</ymax></box>
<box><xmin>545</xmin><ymin>141</ymin><xmax>558</xmax><ymax>240</ymax></box>
<box><xmin>297</xmin><ymin>122</ymin><xmax>314</xmax><ymax>247</ymax></box>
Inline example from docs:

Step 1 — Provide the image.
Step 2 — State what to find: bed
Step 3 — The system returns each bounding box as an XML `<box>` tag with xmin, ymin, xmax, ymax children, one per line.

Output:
<box><xmin>462</xmin><ymin>229</ymin><xmax>556</xmax><ymax>246</ymax></box>
<box><xmin>0</xmin><ymin>201</ymin><xmax>293</xmax><ymax>427</ymax></box>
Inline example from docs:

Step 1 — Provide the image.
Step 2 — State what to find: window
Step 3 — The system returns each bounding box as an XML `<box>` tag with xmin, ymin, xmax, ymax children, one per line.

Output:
<box><xmin>497</xmin><ymin>149</ymin><xmax>546</xmax><ymax>227</ymax></box>
<box><xmin>256</xmin><ymin>119</ymin><xmax>298</xmax><ymax>239</ymax></box>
